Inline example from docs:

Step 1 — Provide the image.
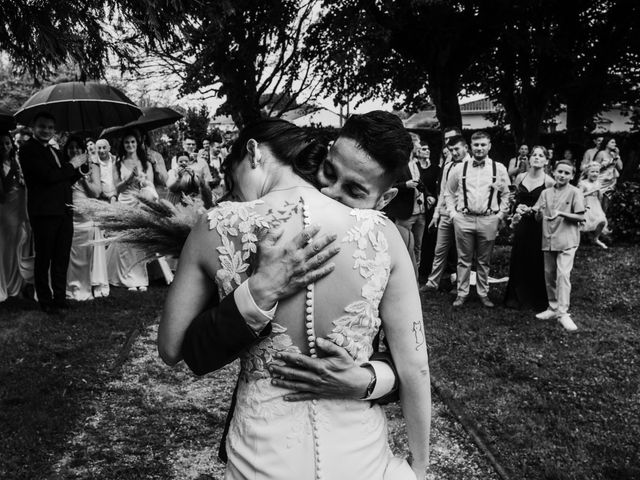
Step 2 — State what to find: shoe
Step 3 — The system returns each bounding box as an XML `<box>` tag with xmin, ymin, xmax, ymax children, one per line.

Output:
<box><xmin>419</xmin><ymin>283</ymin><xmax>437</xmax><ymax>292</ymax></box>
<box><xmin>536</xmin><ymin>309</ymin><xmax>559</xmax><ymax>320</ymax></box>
<box><xmin>558</xmin><ymin>314</ymin><xmax>578</xmax><ymax>332</ymax></box>
<box><xmin>453</xmin><ymin>296</ymin><xmax>466</xmax><ymax>307</ymax></box>
<box><xmin>478</xmin><ymin>296</ymin><xmax>495</xmax><ymax>308</ymax></box>
<box><xmin>137</xmin><ymin>286</ymin><xmax>148</xmax><ymax>292</ymax></box>
<box><xmin>128</xmin><ymin>287</ymin><xmax>138</xmax><ymax>292</ymax></box>
<box><xmin>449</xmin><ymin>287</ymin><xmax>458</xmax><ymax>295</ymax></box>
<box><xmin>595</xmin><ymin>239</ymin><xmax>608</xmax><ymax>250</ymax></box>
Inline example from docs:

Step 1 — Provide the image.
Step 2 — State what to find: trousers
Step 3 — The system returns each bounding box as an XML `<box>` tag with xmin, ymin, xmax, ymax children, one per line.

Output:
<box><xmin>397</xmin><ymin>213</ymin><xmax>426</xmax><ymax>268</ymax></box>
<box><xmin>543</xmin><ymin>247</ymin><xmax>577</xmax><ymax>315</ymax></box>
<box><xmin>452</xmin><ymin>213</ymin><xmax>500</xmax><ymax>297</ymax></box>
<box><xmin>426</xmin><ymin>215</ymin><xmax>455</xmax><ymax>288</ymax></box>
<box><xmin>30</xmin><ymin>213</ymin><xmax>73</xmax><ymax>305</ymax></box>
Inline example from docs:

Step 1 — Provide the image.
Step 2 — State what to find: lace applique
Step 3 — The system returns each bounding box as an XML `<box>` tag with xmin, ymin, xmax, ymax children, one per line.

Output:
<box><xmin>240</xmin><ymin>323</ymin><xmax>301</xmax><ymax>381</ymax></box>
<box><xmin>206</xmin><ymin>200</ymin><xmax>270</xmax><ymax>296</ymax></box>
<box><xmin>328</xmin><ymin>209</ymin><xmax>391</xmax><ymax>362</ymax></box>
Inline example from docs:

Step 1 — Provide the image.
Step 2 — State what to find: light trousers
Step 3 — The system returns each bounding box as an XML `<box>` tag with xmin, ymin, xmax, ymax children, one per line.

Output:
<box><xmin>452</xmin><ymin>213</ymin><xmax>500</xmax><ymax>297</ymax></box>
<box><xmin>543</xmin><ymin>247</ymin><xmax>577</xmax><ymax>315</ymax></box>
<box><xmin>426</xmin><ymin>215</ymin><xmax>455</xmax><ymax>288</ymax></box>
<box><xmin>397</xmin><ymin>213</ymin><xmax>426</xmax><ymax>268</ymax></box>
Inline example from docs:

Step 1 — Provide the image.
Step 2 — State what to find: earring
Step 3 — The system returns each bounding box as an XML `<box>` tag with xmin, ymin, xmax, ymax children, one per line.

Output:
<box><xmin>250</xmin><ymin>158</ymin><xmax>257</xmax><ymax>169</ymax></box>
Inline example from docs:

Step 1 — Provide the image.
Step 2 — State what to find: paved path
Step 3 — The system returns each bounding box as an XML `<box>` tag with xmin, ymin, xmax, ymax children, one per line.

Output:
<box><xmin>53</xmin><ymin>323</ymin><xmax>499</xmax><ymax>479</ymax></box>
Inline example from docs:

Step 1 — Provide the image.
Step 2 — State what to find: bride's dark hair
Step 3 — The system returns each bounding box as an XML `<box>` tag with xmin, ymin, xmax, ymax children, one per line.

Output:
<box><xmin>222</xmin><ymin>119</ymin><xmax>327</xmax><ymax>194</ymax></box>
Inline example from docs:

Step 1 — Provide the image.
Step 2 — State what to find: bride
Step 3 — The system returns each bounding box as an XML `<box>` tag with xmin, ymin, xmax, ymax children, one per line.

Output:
<box><xmin>159</xmin><ymin>119</ymin><xmax>430</xmax><ymax>479</ymax></box>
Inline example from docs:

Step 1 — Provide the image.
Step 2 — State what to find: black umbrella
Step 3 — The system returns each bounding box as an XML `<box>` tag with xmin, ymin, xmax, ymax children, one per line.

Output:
<box><xmin>99</xmin><ymin>107</ymin><xmax>184</xmax><ymax>138</ymax></box>
<box><xmin>1</xmin><ymin>107</ymin><xmax>16</xmax><ymax>131</ymax></box>
<box><xmin>14</xmin><ymin>81</ymin><xmax>142</xmax><ymax>133</ymax></box>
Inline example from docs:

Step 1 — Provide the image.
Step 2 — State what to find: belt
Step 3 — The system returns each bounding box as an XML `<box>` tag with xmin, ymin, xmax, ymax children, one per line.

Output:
<box><xmin>460</xmin><ymin>209</ymin><xmax>499</xmax><ymax>216</ymax></box>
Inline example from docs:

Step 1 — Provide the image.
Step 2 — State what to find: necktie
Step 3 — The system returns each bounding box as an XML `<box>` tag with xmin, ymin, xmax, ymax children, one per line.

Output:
<box><xmin>473</xmin><ymin>159</ymin><xmax>485</xmax><ymax>168</ymax></box>
<box><xmin>49</xmin><ymin>147</ymin><xmax>62</xmax><ymax>168</ymax></box>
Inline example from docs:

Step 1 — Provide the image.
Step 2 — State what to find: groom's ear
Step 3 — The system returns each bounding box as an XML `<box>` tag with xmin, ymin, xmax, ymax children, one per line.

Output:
<box><xmin>374</xmin><ymin>187</ymin><xmax>397</xmax><ymax>211</ymax></box>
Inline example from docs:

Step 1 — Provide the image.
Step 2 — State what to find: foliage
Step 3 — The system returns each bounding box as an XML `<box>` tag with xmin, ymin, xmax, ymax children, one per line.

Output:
<box><xmin>608</xmin><ymin>181</ymin><xmax>640</xmax><ymax>242</ymax></box>
<box><xmin>119</xmin><ymin>0</ymin><xmax>321</xmax><ymax>127</ymax></box>
<box><xmin>0</xmin><ymin>0</ymin><xmax>137</xmax><ymax>81</ymax></box>
<box><xmin>306</xmin><ymin>0</ymin><xmax>504</xmax><ymax>128</ymax></box>
<box><xmin>182</xmin><ymin>105</ymin><xmax>211</xmax><ymax>143</ymax></box>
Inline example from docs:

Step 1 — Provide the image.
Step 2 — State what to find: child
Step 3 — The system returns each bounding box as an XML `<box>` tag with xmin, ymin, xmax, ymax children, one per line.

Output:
<box><xmin>528</xmin><ymin>160</ymin><xmax>585</xmax><ymax>331</ymax></box>
<box><xmin>579</xmin><ymin>162</ymin><xmax>608</xmax><ymax>249</ymax></box>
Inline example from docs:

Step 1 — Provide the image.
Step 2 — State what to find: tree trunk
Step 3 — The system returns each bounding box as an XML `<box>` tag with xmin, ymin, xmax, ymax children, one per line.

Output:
<box><xmin>429</xmin><ymin>75</ymin><xmax>462</xmax><ymax>129</ymax></box>
<box><xmin>565</xmin><ymin>96</ymin><xmax>594</xmax><ymax>145</ymax></box>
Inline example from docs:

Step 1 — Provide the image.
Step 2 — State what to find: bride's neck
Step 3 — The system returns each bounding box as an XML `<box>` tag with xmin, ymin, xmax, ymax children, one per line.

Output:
<box><xmin>261</xmin><ymin>166</ymin><xmax>315</xmax><ymax>196</ymax></box>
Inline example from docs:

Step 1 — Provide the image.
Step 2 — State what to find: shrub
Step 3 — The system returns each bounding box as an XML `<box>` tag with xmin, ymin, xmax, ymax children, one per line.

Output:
<box><xmin>609</xmin><ymin>181</ymin><xmax>640</xmax><ymax>242</ymax></box>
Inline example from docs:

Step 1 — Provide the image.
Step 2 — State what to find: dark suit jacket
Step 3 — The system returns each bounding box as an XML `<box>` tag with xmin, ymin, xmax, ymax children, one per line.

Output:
<box><xmin>18</xmin><ymin>138</ymin><xmax>79</xmax><ymax>216</ymax></box>
<box><xmin>384</xmin><ymin>161</ymin><xmax>437</xmax><ymax>221</ymax></box>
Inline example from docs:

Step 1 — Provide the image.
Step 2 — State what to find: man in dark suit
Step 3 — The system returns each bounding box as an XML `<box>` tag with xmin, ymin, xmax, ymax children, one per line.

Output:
<box><xmin>19</xmin><ymin>112</ymin><xmax>85</xmax><ymax>313</ymax></box>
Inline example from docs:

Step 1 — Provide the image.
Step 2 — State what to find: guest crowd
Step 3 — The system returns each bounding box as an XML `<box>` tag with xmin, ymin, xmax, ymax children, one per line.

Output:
<box><xmin>0</xmin><ymin>112</ymin><xmax>233</xmax><ymax>313</ymax></box>
<box><xmin>0</xmin><ymin>112</ymin><xmax>625</xmax><ymax>331</ymax></box>
<box><xmin>385</xmin><ymin>129</ymin><xmax>624</xmax><ymax>332</ymax></box>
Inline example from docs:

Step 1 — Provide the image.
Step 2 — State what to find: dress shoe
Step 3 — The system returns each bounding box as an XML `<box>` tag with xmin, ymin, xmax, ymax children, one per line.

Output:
<box><xmin>535</xmin><ymin>309</ymin><xmax>559</xmax><ymax>320</ymax></box>
<box><xmin>419</xmin><ymin>283</ymin><xmax>437</xmax><ymax>293</ymax></box>
<box><xmin>478</xmin><ymin>296</ymin><xmax>495</xmax><ymax>308</ymax></box>
<box><xmin>558</xmin><ymin>315</ymin><xmax>578</xmax><ymax>332</ymax></box>
<box><xmin>452</xmin><ymin>296</ymin><xmax>466</xmax><ymax>307</ymax></box>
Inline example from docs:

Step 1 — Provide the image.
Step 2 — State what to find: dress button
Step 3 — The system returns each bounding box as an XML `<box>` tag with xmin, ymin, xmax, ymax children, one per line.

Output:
<box><xmin>306</xmin><ymin>306</ymin><xmax>313</xmax><ymax>314</ymax></box>
<box><xmin>306</xmin><ymin>299</ymin><xmax>313</xmax><ymax>307</ymax></box>
<box><xmin>308</xmin><ymin>341</ymin><xmax>315</xmax><ymax>348</ymax></box>
<box><xmin>312</xmin><ymin>399</ymin><xmax>318</xmax><ymax>405</ymax></box>
<box><xmin>307</xmin><ymin>328</ymin><xmax>314</xmax><ymax>335</ymax></box>
<box><xmin>309</xmin><ymin>348</ymin><xmax>316</xmax><ymax>355</ymax></box>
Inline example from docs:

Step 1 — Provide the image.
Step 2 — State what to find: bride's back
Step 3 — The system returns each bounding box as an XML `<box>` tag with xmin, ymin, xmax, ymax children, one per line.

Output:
<box><xmin>207</xmin><ymin>187</ymin><xmax>395</xmax><ymax>362</ymax></box>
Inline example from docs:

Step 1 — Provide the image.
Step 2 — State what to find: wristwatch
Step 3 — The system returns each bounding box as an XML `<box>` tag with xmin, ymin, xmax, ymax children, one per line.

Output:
<box><xmin>361</xmin><ymin>363</ymin><xmax>377</xmax><ymax>399</ymax></box>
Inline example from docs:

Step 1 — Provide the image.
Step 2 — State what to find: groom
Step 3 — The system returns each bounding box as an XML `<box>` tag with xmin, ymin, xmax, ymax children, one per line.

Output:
<box><xmin>179</xmin><ymin>111</ymin><xmax>414</xmax><ymax>457</ymax></box>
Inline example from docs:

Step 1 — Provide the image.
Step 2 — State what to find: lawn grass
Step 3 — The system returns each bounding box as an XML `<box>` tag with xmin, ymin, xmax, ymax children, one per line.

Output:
<box><xmin>423</xmin><ymin>243</ymin><xmax>640</xmax><ymax>480</ymax></box>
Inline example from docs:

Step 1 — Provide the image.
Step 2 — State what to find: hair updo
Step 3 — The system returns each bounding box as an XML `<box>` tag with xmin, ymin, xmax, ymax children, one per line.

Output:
<box><xmin>222</xmin><ymin>118</ymin><xmax>327</xmax><ymax>194</ymax></box>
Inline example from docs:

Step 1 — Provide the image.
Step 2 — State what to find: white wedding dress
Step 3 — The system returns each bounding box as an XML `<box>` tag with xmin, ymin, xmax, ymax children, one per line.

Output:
<box><xmin>205</xmin><ymin>195</ymin><xmax>417</xmax><ymax>480</ymax></box>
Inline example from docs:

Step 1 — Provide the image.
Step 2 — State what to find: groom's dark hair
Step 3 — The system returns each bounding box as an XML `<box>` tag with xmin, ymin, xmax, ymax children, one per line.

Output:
<box><xmin>338</xmin><ymin>111</ymin><xmax>412</xmax><ymax>182</ymax></box>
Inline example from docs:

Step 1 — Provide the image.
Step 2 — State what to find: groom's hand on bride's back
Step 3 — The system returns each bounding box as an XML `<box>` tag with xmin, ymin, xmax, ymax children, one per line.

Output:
<box><xmin>248</xmin><ymin>225</ymin><xmax>341</xmax><ymax>309</ymax></box>
<box><xmin>269</xmin><ymin>338</ymin><xmax>373</xmax><ymax>401</ymax></box>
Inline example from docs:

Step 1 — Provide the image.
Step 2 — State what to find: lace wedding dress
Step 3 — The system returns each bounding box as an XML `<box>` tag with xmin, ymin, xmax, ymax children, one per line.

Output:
<box><xmin>206</xmin><ymin>194</ymin><xmax>416</xmax><ymax>480</ymax></box>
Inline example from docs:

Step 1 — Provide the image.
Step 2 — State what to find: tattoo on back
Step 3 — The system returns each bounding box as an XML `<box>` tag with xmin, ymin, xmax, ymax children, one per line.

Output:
<box><xmin>412</xmin><ymin>320</ymin><xmax>425</xmax><ymax>351</ymax></box>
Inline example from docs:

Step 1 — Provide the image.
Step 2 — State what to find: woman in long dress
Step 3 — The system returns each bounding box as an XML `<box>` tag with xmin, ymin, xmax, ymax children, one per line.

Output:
<box><xmin>107</xmin><ymin>131</ymin><xmax>157</xmax><ymax>291</ymax></box>
<box><xmin>593</xmin><ymin>136</ymin><xmax>623</xmax><ymax>212</ymax></box>
<box><xmin>64</xmin><ymin>136</ymin><xmax>105</xmax><ymax>300</ymax></box>
<box><xmin>159</xmin><ymin>120</ymin><xmax>431</xmax><ymax>480</ymax></box>
<box><xmin>0</xmin><ymin>132</ymin><xmax>30</xmax><ymax>302</ymax></box>
<box><xmin>504</xmin><ymin>145</ymin><xmax>555</xmax><ymax>311</ymax></box>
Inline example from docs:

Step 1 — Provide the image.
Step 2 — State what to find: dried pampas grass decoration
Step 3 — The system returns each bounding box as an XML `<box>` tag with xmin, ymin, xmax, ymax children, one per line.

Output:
<box><xmin>74</xmin><ymin>195</ymin><xmax>207</xmax><ymax>259</ymax></box>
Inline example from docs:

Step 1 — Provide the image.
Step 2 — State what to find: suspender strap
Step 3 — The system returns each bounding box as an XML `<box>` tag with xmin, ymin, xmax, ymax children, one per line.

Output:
<box><xmin>462</xmin><ymin>161</ymin><xmax>469</xmax><ymax>212</ymax></box>
<box><xmin>487</xmin><ymin>160</ymin><xmax>497</xmax><ymax>212</ymax></box>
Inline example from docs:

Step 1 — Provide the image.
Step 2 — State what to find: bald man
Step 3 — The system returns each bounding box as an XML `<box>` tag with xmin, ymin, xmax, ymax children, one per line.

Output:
<box><xmin>96</xmin><ymin>139</ymin><xmax>117</xmax><ymax>203</ymax></box>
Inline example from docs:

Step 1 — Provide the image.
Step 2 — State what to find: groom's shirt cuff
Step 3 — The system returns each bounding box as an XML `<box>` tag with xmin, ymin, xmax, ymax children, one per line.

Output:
<box><xmin>365</xmin><ymin>360</ymin><xmax>397</xmax><ymax>400</ymax></box>
<box><xmin>234</xmin><ymin>279</ymin><xmax>278</xmax><ymax>333</ymax></box>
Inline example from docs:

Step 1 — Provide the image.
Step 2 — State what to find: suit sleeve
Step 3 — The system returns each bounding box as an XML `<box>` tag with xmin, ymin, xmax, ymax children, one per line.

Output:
<box><xmin>369</xmin><ymin>352</ymin><xmax>400</xmax><ymax>405</ymax></box>
<box><xmin>181</xmin><ymin>290</ymin><xmax>272</xmax><ymax>376</ymax></box>
<box><xmin>19</xmin><ymin>143</ymin><xmax>78</xmax><ymax>185</ymax></box>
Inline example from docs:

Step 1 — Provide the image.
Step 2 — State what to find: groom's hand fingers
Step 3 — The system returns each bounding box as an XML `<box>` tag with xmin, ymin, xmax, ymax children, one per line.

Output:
<box><xmin>269</xmin><ymin>363</ymin><xmax>320</xmax><ymax>383</ymax></box>
<box><xmin>271</xmin><ymin>377</ymin><xmax>319</xmax><ymax>393</ymax></box>
<box><xmin>293</xmin><ymin>225</ymin><xmax>321</xmax><ymax>248</ymax></box>
<box><xmin>303</xmin><ymin>233</ymin><xmax>339</xmax><ymax>261</ymax></box>
<box><xmin>274</xmin><ymin>352</ymin><xmax>325</xmax><ymax>374</ymax></box>
<box><xmin>283</xmin><ymin>392</ymin><xmax>318</xmax><ymax>402</ymax></box>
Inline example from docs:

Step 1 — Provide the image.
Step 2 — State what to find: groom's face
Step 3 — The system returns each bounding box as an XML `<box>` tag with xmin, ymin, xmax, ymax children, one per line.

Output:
<box><xmin>317</xmin><ymin>137</ymin><xmax>396</xmax><ymax>210</ymax></box>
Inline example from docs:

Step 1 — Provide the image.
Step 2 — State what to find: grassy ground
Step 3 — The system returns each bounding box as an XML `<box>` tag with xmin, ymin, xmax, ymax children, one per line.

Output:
<box><xmin>423</xmin><ymin>243</ymin><xmax>640</xmax><ymax>480</ymax></box>
<box><xmin>1</xmin><ymin>243</ymin><xmax>637</xmax><ymax>479</ymax></box>
<box><xmin>1</xmin><ymin>285</ymin><xmax>495</xmax><ymax>480</ymax></box>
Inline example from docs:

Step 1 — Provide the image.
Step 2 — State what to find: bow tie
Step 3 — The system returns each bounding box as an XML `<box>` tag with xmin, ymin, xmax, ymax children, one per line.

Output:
<box><xmin>472</xmin><ymin>160</ymin><xmax>486</xmax><ymax>168</ymax></box>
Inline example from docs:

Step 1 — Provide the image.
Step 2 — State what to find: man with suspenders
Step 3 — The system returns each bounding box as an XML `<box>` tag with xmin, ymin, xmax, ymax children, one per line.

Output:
<box><xmin>421</xmin><ymin>134</ymin><xmax>471</xmax><ymax>291</ymax></box>
<box><xmin>444</xmin><ymin>131</ymin><xmax>511</xmax><ymax>307</ymax></box>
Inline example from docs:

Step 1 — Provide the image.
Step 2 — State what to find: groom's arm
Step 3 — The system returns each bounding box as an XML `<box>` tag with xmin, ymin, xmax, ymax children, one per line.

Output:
<box><xmin>181</xmin><ymin>225</ymin><xmax>339</xmax><ymax>375</ymax></box>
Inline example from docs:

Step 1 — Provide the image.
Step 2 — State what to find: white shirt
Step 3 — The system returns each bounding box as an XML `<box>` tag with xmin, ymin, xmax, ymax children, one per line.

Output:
<box><xmin>433</xmin><ymin>154</ymin><xmax>471</xmax><ymax>218</ymax></box>
<box><xmin>408</xmin><ymin>159</ymin><xmax>425</xmax><ymax>215</ymax></box>
<box><xmin>445</xmin><ymin>157</ymin><xmax>511</xmax><ymax>217</ymax></box>
<box><xmin>97</xmin><ymin>154</ymin><xmax>116</xmax><ymax>200</ymax></box>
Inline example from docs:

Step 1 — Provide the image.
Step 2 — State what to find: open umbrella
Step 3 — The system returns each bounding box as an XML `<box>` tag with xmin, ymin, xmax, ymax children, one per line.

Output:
<box><xmin>1</xmin><ymin>107</ymin><xmax>16</xmax><ymax>131</ymax></box>
<box><xmin>14</xmin><ymin>82</ymin><xmax>142</xmax><ymax>133</ymax></box>
<box><xmin>99</xmin><ymin>107</ymin><xmax>184</xmax><ymax>138</ymax></box>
